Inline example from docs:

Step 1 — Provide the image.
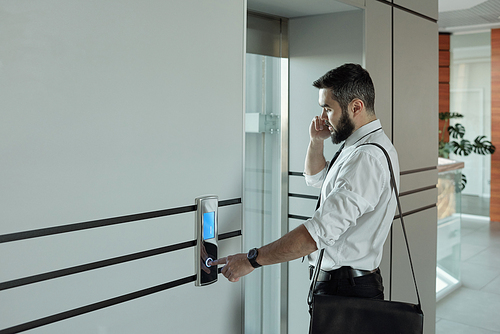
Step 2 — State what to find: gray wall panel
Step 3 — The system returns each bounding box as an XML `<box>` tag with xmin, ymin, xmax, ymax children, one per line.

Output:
<box><xmin>391</xmin><ymin>208</ymin><xmax>437</xmax><ymax>334</ymax></box>
<box><xmin>23</xmin><ymin>239</ymin><xmax>242</xmax><ymax>334</ymax></box>
<box><xmin>0</xmin><ymin>0</ymin><xmax>244</xmax><ymax>332</ymax></box>
<box><xmin>1</xmin><ymin>236</ymin><xmax>241</xmax><ymax>332</ymax></box>
<box><xmin>0</xmin><ymin>213</ymin><xmax>194</xmax><ymax>282</ymax></box>
<box><xmin>0</xmin><ymin>0</ymin><xmax>244</xmax><ymax>234</ymax></box>
<box><xmin>400</xmin><ymin>189</ymin><xmax>438</xmax><ymax>213</ymax></box>
<box><xmin>401</xmin><ymin>169</ymin><xmax>438</xmax><ymax>193</ymax></box>
<box><xmin>393</xmin><ymin>8</ymin><xmax>439</xmax><ymax>172</ymax></box>
<box><xmin>1</xmin><ymin>248</ymin><xmax>195</xmax><ymax>328</ymax></box>
<box><xmin>365</xmin><ymin>0</ymin><xmax>393</xmax><ymax>140</ymax></box>
<box><xmin>0</xmin><ymin>205</ymin><xmax>240</xmax><ymax>283</ymax></box>
<box><xmin>391</xmin><ymin>9</ymin><xmax>438</xmax><ymax>333</ymax></box>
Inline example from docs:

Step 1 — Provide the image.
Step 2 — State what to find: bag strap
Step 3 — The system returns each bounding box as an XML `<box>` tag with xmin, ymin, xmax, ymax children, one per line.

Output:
<box><xmin>307</xmin><ymin>142</ymin><xmax>421</xmax><ymax>310</ymax></box>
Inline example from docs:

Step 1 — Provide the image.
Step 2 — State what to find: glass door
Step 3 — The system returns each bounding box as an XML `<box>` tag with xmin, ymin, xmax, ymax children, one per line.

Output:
<box><xmin>449</xmin><ymin>32</ymin><xmax>492</xmax><ymax>207</ymax></box>
<box><xmin>244</xmin><ymin>53</ymin><xmax>288</xmax><ymax>333</ymax></box>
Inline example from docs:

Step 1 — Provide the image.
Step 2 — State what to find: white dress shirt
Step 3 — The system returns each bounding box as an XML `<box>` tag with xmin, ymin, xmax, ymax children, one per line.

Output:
<box><xmin>303</xmin><ymin>119</ymin><xmax>400</xmax><ymax>271</ymax></box>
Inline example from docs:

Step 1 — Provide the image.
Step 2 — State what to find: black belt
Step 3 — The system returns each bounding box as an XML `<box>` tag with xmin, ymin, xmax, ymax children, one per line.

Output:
<box><xmin>309</xmin><ymin>266</ymin><xmax>378</xmax><ymax>282</ymax></box>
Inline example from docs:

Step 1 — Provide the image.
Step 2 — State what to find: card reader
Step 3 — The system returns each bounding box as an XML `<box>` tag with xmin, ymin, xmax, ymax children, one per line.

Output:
<box><xmin>195</xmin><ymin>196</ymin><xmax>218</xmax><ymax>286</ymax></box>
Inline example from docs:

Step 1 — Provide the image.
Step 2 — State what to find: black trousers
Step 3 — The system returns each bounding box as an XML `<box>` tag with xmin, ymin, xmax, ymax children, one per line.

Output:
<box><xmin>313</xmin><ymin>268</ymin><xmax>384</xmax><ymax>300</ymax></box>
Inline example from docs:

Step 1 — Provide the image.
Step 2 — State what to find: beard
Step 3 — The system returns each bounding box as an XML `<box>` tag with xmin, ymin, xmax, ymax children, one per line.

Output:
<box><xmin>331</xmin><ymin>110</ymin><xmax>355</xmax><ymax>144</ymax></box>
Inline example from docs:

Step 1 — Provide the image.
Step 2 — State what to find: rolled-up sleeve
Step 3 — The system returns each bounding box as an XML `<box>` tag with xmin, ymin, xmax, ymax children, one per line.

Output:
<box><xmin>304</xmin><ymin>150</ymin><xmax>387</xmax><ymax>250</ymax></box>
<box><xmin>303</xmin><ymin>162</ymin><xmax>328</xmax><ymax>188</ymax></box>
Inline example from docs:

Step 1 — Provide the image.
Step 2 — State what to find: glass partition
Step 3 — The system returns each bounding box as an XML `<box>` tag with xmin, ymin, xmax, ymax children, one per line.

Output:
<box><xmin>449</xmin><ymin>32</ymin><xmax>491</xmax><ymax>200</ymax></box>
<box><xmin>244</xmin><ymin>53</ymin><xmax>288</xmax><ymax>334</ymax></box>
<box><xmin>436</xmin><ymin>159</ymin><xmax>463</xmax><ymax>301</ymax></box>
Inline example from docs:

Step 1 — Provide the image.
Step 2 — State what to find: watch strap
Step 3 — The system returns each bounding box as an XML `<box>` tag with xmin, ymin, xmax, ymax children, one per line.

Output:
<box><xmin>247</xmin><ymin>248</ymin><xmax>262</xmax><ymax>268</ymax></box>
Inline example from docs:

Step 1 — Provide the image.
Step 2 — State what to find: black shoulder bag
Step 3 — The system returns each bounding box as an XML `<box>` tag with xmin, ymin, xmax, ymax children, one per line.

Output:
<box><xmin>307</xmin><ymin>143</ymin><xmax>424</xmax><ymax>334</ymax></box>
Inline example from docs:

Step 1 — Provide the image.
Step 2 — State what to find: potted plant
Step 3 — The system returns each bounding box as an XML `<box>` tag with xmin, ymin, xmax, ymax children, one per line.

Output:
<box><xmin>439</xmin><ymin>112</ymin><xmax>496</xmax><ymax>191</ymax></box>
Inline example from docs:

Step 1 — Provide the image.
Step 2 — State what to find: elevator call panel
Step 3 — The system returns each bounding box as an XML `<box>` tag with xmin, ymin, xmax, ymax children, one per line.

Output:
<box><xmin>195</xmin><ymin>195</ymin><xmax>218</xmax><ymax>286</ymax></box>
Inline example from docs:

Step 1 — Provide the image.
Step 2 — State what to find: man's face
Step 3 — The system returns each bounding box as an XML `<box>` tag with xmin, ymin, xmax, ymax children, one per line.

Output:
<box><xmin>318</xmin><ymin>89</ymin><xmax>355</xmax><ymax>144</ymax></box>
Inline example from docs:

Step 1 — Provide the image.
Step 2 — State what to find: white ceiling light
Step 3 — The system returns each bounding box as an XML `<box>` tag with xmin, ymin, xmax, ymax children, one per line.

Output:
<box><xmin>439</xmin><ymin>0</ymin><xmax>488</xmax><ymax>12</ymax></box>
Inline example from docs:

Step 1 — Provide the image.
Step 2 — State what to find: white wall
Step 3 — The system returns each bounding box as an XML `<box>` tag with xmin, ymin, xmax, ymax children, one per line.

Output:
<box><xmin>0</xmin><ymin>0</ymin><xmax>245</xmax><ymax>333</ymax></box>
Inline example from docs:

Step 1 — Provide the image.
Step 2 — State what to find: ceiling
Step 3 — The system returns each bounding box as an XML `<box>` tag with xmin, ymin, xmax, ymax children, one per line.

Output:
<box><xmin>247</xmin><ymin>0</ymin><xmax>358</xmax><ymax>18</ymax></box>
<box><xmin>439</xmin><ymin>0</ymin><xmax>500</xmax><ymax>33</ymax></box>
<box><xmin>247</xmin><ymin>0</ymin><xmax>500</xmax><ymax>34</ymax></box>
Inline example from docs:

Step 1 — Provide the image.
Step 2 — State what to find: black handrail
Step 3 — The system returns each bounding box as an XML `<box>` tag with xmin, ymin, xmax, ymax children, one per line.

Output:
<box><xmin>0</xmin><ymin>198</ymin><xmax>241</xmax><ymax>243</ymax></box>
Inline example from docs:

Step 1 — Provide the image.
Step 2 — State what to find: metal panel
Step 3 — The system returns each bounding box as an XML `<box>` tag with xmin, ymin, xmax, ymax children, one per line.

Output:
<box><xmin>393</xmin><ymin>9</ymin><xmax>439</xmax><ymax>172</ymax></box>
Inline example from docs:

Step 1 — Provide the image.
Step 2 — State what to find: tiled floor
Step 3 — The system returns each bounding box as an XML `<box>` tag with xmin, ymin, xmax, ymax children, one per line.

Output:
<box><xmin>461</xmin><ymin>194</ymin><xmax>490</xmax><ymax>217</ymax></box>
<box><xmin>436</xmin><ymin>201</ymin><xmax>500</xmax><ymax>333</ymax></box>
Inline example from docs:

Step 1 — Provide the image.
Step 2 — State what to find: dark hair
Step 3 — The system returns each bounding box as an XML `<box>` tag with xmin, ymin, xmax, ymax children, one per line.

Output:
<box><xmin>312</xmin><ymin>63</ymin><xmax>375</xmax><ymax>114</ymax></box>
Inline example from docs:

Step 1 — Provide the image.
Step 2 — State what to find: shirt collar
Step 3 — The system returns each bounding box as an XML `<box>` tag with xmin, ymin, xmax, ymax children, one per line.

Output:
<box><xmin>344</xmin><ymin>119</ymin><xmax>382</xmax><ymax>148</ymax></box>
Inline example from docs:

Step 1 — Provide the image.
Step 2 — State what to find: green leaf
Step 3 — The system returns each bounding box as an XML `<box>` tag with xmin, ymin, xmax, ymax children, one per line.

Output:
<box><xmin>448</xmin><ymin>123</ymin><xmax>466</xmax><ymax>139</ymax></box>
<box><xmin>450</xmin><ymin>112</ymin><xmax>464</xmax><ymax>119</ymax></box>
<box><xmin>450</xmin><ymin>139</ymin><xmax>472</xmax><ymax>156</ymax></box>
<box><xmin>439</xmin><ymin>112</ymin><xmax>464</xmax><ymax>120</ymax></box>
<box><xmin>472</xmin><ymin>135</ymin><xmax>496</xmax><ymax>155</ymax></box>
<box><xmin>457</xmin><ymin>174</ymin><xmax>467</xmax><ymax>192</ymax></box>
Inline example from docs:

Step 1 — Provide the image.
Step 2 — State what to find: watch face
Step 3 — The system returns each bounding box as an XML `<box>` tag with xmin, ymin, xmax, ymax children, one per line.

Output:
<box><xmin>248</xmin><ymin>248</ymin><xmax>257</xmax><ymax>259</ymax></box>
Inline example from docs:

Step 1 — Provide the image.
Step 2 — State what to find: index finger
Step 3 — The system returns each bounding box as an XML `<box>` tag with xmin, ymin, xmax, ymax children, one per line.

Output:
<box><xmin>209</xmin><ymin>257</ymin><xmax>227</xmax><ymax>266</ymax></box>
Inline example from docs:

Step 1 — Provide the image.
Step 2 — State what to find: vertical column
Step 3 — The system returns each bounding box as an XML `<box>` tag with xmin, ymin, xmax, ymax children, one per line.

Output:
<box><xmin>393</xmin><ymin>7</ymin><xmax>438</xmax><ymax>334</ymax></box>
<box><xmin>491</xmin><ymin>29</ymin><xmax>500</xmax><ymax>222</ymax></box>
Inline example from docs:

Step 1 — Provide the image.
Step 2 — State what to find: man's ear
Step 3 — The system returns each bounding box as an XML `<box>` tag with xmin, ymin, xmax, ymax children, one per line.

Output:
<box><xmin>350</xmin><ymin>99</ymin><xmax>365</xmax><ymax>116</ymax></box>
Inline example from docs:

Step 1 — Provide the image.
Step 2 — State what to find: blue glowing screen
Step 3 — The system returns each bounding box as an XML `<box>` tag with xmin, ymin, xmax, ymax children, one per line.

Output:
<box><xmin>203</xmin><ymin>211</ymin><xmax>215</xmax><ymax>240</ymax></box>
